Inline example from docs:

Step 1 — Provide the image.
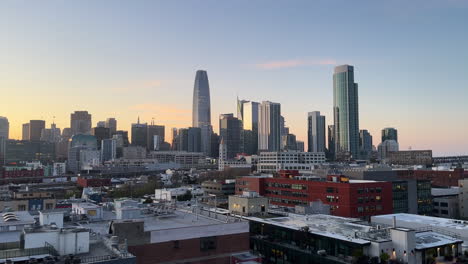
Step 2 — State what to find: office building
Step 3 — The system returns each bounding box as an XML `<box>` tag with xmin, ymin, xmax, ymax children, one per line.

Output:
<box><xmin>114</xmin><ymin>130</ymin><xmax>129</xmax><ymax>147</ymax></box>
<box><xmin>242</xmin><ymin>101</ymin><xmax>260</xmax><ymax>155</ymax></box>
<box><xmin>296</xmin><ymin>140</ymin><xmax>305</xmax><ymax>152</ymax></box>
<box><xmin>307</xmin><ymin>111</ymin><xmax>326</xmax><ymax>152</ymax></box>
<box><xmin>282</xmin><ymin>133</ymin><xmax>297</xmax><ymax>151</ymax></box>
<box><xmin>40</xmin><ymin>123</ymin><xmax>61</xmax><ymax>143</ymax></box>
<box><xmin>237</xmin><ymin>172</ymin><xmax>392</xmax><ymax>219</ymax></box>
<box><xmin>257</xmin><ymin>151</ymin><xmax>325</xmax><ymax>173</ymax></box>
<box><xmin>5</xmin><ymin>140</ymin><xmax>55</xmax><ymax>164</ymax></box>
<box><xmin>29</xmin><ymin>120</ymin><xmax>45</xmax><ymax>141</ymax></box>
<box><xmin>359</xmin><ymin>129</ymin><xmax>373</xmax><ymax>159</ymax></box>
<box><xmin>387</xmin><ymin>150</ymin><xmax>433</xmax><ymax>166</ymax></box>
<box><xmin>147</xmin><ymin>123</ymin><xmax>165</xmax><ymax>151</ymax></box>
<box><xmin>131</xmin><ymin>118</ymin><xmax>148</xmax><ymax>148</ymax></box>
<box><xmin>101</xmin><ymin>138</ymin><xmax>117</xmax><ymax>162</ymax></box>
<box><xmin>96</xmin><ymin>121</ymin><xmax>105</xmax><ymax>127</ymax></box>
<box><xmin>236</xmin><ymin>97</ymin><xmax>249</xmax><ymax>121</ymax></box>
<box><xmin>70</xmin><ymin>111</ymin><xmax>92</xmax><ymax>135</ymax></box>
<box><xmin>378</xmin><ymin>140</ymin><xmax>399</xmax><ymax>160</ymax></box>
<box><xmin>333</xmin><ymin>65</ymin><xmax>360</xmax><ymax>159</ymax></box>
<box><xmin>187</xmin><ymin>127</ymin><xmax>202</xmax><ymax>152</ymax></box>
<box><xmin>105</xmin><ymin>118</ymin><xmax>117</xmax><ymax>135</ymax></box>
<box><xmin>0</xmin><ymin>136</ymin><xmax>5</xmax><ymax>167</ymax></box>
<box><xmin>219</xmin><ymin>113</ymin><xmax>242</xmax><ymax>159</ymax></box>
<box><xmin>192</xmin><ymin>70</ymin><xmax>212</xmax><ymax>156</ymax></box>
<box><xmin>258</xmin><ymin>101</ymin><xmax>281</xmax><ymax>152</ymax></box>
<box><xmin>67</xmin><ymin>134</ymin><xmax>98</xmax><ymax>173</ymax></box>
<box><xmin>327</xmin><ymin>125</ymin><xmax>335</xmax><ymax>160</ymax></box>
<box><xmin>382</xmin><ymin>127</ymin><xmax>398</xmax><ymax>143</ymax></box>
<box><xmin>0</xmin><ymin>116</ymin><xmax>9</xmax><ymax>139</ymax></box>
<box><xmin>22</xmin><ymin>123</ymin><xmax>30</xmax><ymax>140</ymax></box>
<box><xmin>432</xmin><ymin>187</ymin><xmax>459</xmax><ymax>219</ymax></box>
<box><xmin>91</xmin><ymin>127</ymin><xmax>110</xmax><ymax>149</ymax></box>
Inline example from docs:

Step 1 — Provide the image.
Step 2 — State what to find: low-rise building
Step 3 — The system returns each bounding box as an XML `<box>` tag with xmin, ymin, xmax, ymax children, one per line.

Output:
<box><xmin>432</xmin><ymin>187</ymin><xmax>459</xmax><ymax>219</ymax></box>
<box><xmin>72</xmin><ymin>202</ymin><xmax>103</xmax><ymax>221</ymax></box>
<box><xmin>202</xmin><ymin>179</ymin><xmax>236</xmax><ymax>197</ymax></box>
<box><xmin>258</xmin><ymin>151</ymin><xmax>325</xmax><ymax>173</ymax></box>
<box><xmin>248</xmin><ymin>213</ymin><xmax>462</xmax><ymax>264</ymax></box>
<box><xmin>387</xmin><ymin>150</ymin><xmax>433</xmax><ymax>166</ymax></box>
<box><xmin>229</xmin><ymin>191</ymin><xmax>268</xmax><ymax>216</ymax></box>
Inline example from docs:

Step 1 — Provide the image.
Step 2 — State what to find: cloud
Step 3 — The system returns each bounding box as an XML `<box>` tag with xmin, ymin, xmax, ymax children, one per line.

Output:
<box><xmin>254</xmin><ymin>59</ymin><xmax>337</xmax><ymax>70</ymax></box>
<box><xmin>111</xmin><ymin>80</ymin><xmax>162</xmax><ymax>92</ymax></box>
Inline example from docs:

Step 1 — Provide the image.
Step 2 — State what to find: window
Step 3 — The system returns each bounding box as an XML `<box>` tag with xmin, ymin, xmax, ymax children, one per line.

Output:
<box><xmin>441</xmin><ymin>210</ymin><xmax>449</xmax><ymax>215</ymax></box>
<box><xmin>173</xmin><ymin>240</ymin><xmax>180</xmax><ymax>249</ymax></box>
<box><xmin>440</xmin><ymin>202</ymin><xmax>449</xmax><ymax>207</ymax></box>
<box><xmin>376</xmin><ymin>196</ymin><xmax>381</xmax><ymax>202</ymax></box>
<box><xmin>46</xmin><ymin>203</ymin><xmax>54</xmax><ymax>210</ymax></box>
<box><xmin>200</xmin><ymin>237</ymin><xmax>217</xmax><ymax>251</ymax></box>
<box><xmin>376</xmin><ymin>187</ymin><xmax>382</xmax><ymax>193</ymax></box>
<box><xmin>357</xmin><ymin>207</ymin><xmax>364</xmax><ymax>213</ymax></box>
<box><xmin>18</xmin><ymin>205</ymin><xmax>26</xmax><ymax>211</ymax></box>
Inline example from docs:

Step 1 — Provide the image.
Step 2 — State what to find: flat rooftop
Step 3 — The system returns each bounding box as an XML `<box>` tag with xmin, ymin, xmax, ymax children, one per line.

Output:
<box><xmin>246</xmin><ymin>214</ymin><xmax>373</xmax><ymax>245</ymax></box>
<box><xmin>372</xmin><ymin>213</ymin><xmax>468</xmax><ymax>230</ymax></box>
<box><xmin>432</xmin><ymin>187</ymin><xmax>459</xmax><ymax>197</ymax></box>
<box><xmin>415</xmin><ymin>231</ymin><xmax>463</xmax><ymax>250</ymax></box>
<box><xmin>0</xmin><ymin>211</ymin><xmax>35</xmax><ymax>226</ymax></box>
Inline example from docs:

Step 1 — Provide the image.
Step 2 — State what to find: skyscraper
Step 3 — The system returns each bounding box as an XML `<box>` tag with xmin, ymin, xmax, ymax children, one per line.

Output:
<box><xmin>192</xmin><ymin>70</ymin><xmax>212</xmax><ymax>156</ymax></box>
<box><xmin>333</xmin><ymin>65</ymin><xmax>360</xmax><ymax>159</ymax></box>
<box><xmin>359</xmin><ymin>129</ymin><xmax>373</xmax><ymax>159</ymax></box>
<box><xmin>147</xmin><ymin>122</ymin><xmax>165</xmax><ymax>151</ymax></box>
<box><xmin>22</xmin><ymin>123</ymin><xmax>30</xmax><ymax>140</ymax></box>
<box><xmin>236</xmin><ymin>98</ymin><xmax>249</xmax><ymax>121</ymax></box>
<box><xmin>41</xmin><ymin>123</ymin><xmax>61</xmax><ymax>143</ymax></box>
<box><xmin>29</xmin><ymin>120</ymin><xmax>46</xmax><ymax>141</ymax></box>
<box><xmin>327</xmin><ymin>125</ymin><xmax>335</xmax><ymax>160</ymax></box>
<box><xmin>0</xmin><ymin>117</ymin><xmax>9</xmax><ymax>139</ymax></box>
<box><xmin>92</xmin><ymin>127</ymin><xmax>111</xmax><ymax>149</ymax></box>
<box><xmin>258</xmin><ymin>101</ymin><xmax>281</xmax><ymax>152</ymax></box>
<box><xmin>242</xmin><ymin>101</ymin><xmax>260</xmax><ymax>155</ymax></box>
<box><xmin>101</xmin><ymin>138</ymin><xmax>117</xmax><ymax>162</ymax></box>
<box><xmin>131</xmin><ymin>118</ymin><xmax>147</xmax><ymax>148</ymax></box>
<box><xmin>219</xmin><ymin>114</ymin><xmax>242</xmax><ymax>159</ymax></box>
<box><xmin>307</xmin><ymin>111</ymin><xmax>326</xmax><ymax>152</ymax></box>
<box><xmin>71</xmin><ymin>111</ymin><xmax>92</xmax><ymax>135</ymax></box>
<box><xmin>381</xmin><ymin>127</ymin><xmax>398</xmax><ymax>143</ymax></box>
<box><xmin>105</xmin><ymin>118</ymin><xmax>117</xmax><ymax>135</ymax></box>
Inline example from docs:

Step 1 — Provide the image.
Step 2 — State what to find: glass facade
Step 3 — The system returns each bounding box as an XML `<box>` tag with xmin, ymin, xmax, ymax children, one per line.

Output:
<box><xmin>333</xmin><ymin>65</ymin><xmax>359</xmax><ymax>159</ymax></box>
<box><xmin>192</xmin><ymin>70</ymin><xmax>212</xmax><ymax>156</ymax></box>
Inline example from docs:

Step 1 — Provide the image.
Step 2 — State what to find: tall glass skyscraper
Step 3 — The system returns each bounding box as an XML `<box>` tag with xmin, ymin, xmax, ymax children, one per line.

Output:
<box><xmin>333</xmin><ymin>65</ymin><xmax>360</xmax><ymax>159</ymax></box>
<box><xmin>0</xmin><ymin>117</ymin><xmax>9</xmax><ymax>140</ymax></box>
<box><xmin>192</xmin><ymin>70</ymin><xmax>212</xmax><ymax>156</ymax></box>
<box><xmin>258</xmin><ymin>101</ymin><xmax>281</xmax><ymax>152</ymax></box>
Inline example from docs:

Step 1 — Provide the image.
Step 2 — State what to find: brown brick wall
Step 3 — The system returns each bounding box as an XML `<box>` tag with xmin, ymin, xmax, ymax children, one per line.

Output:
<box><xmin>128</xmin><ymin>232</ymin><xmax>250</xmax><ymax>264</ymax></box>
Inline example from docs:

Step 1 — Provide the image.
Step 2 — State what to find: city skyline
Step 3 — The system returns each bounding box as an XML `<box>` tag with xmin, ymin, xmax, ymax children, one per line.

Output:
<box><xmin>1</xmin><ymin>1</ymin><xmax>468</xmax><ymax>155</ymax></box>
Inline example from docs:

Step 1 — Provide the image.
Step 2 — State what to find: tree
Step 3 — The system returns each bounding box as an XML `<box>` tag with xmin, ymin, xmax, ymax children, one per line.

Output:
<box><xmin>380</xmin><ymin>252</ymin><xmax>390</xmax><ymax>263</ymax></box>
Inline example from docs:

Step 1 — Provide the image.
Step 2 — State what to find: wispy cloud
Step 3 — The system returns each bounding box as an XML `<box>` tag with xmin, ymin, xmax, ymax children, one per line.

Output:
<box><xmin>254</xmin><ymin>59</ymin><xmax>337</xmax><ymax>70</ymax></box>
<box><xmin>111</xmin><ymin>80</ymin><xmax>162</xmax><ymax>93</ymax></box>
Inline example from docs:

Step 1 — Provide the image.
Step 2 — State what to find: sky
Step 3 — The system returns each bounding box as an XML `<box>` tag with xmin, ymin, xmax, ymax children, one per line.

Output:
<box><xmin>0</xmin><ymin>0</ymin><xmax>467</xmax><ymax>156</ymax></box>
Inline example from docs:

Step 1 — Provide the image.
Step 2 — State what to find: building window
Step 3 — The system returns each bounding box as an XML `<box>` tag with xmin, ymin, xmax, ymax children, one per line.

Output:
<box><xmin>441</xmin><ymin>210</ymin><xmax>449</xmax><ymax>215</ymax></box>
<box><xmin>357</xmin><ymin>207</ymin><xmax>364</xmax><ymax>213</ymax></box>
<box><xmin>440</xmin><ymin>202</ymin><xmax>449</xmax><ymax>207</ymax></box>
<box><xmin>200</xmin><ymin>237</ymin><xmax>217</xmax><ymax>251</ymax></box>
<box><xmin>18</xmin><ymin>205</ymin><xmax>26</xmax><ymax>211</ymax></box>
<box><xmin>173</xmin><ymin>240</ymin><xmax>180</xmax><ymax>249</ymax></box>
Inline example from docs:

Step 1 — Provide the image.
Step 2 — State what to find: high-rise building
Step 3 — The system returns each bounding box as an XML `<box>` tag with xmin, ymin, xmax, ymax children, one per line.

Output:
<box><xmin>147</xmin><ymin>123</ymin><xmax>165</xmax><ymax>151</ymax></box>
<box><xmin>210</xmin><ymin>132</ymin><xmax>220</xmax><ymax>158</ymax></box>
<box><xmin>91</xmin><ymin>127</ymin><xmax>111</xmax><ymax>149</ymax></box>
<box><xmin>101</xmin><ymin>138</ymin><xmax>117</xmax><ymax>162</ymax></box>
<box><xmin>70</xmin><ymin>111</ymin><xmax>92</xmax><ymax>135</ymax></box>
<box><xmin>29</xmin><ymin>120</ymin><xmax>46</xmax><ymax>141</ymax></box>
<box><xmin>307</xmin><ymin>111</ymin><xmax>326</xmax><ymax>153</ymax></box>
<box><xmin>382</xmin><ymin>127</ymin><xmax>398</xmax><ymax>143</ymax></box>
<box><xmin>105</xmin><ymin>118</ymin><xmax>117</xmax><ymax>135</ymax></box>
<box><xmin>236</xmin><ymin>98</ymin><xmax>249</xmax><ymax>121</ymax></box>
<box><xmin>131</xmin><ymin>118</ymin><xmax>147</xmax><ymax>148</ymax></box>
<box><xmin>0</xmin><ymin>137</ymin><xmax>5</xmax><ymax>166</ymax></box>
<box><xmin>192</xmin><ymin>70</ymin><xmax>212</xmax><ymax>156</ymax></box>
<box><xmin>242</xmin><ymin>101</ymin><xmax>260</xmax><ymax>155</ymax></box>
<box><xmin>333</xmin><ymin>65</ymin><xmax>360</xmax><ymax>159</ymax></box>
<box><xmin>258</xmin><ymin>101</ymin><xmax>281</xmax><ymax>152</ymax></box>
<box><xmin>219</xmin><ymin>114</ymin><xmax>242</xmax><ymax>159</ymax></box>
<box><xmin>327</xmin><ymin>125</ymin><xmax>335</xmax><ymax>160</ymax></box>
<box><xmin>359</xmin><ymin>129</ymin><xmax>373</xmax><ymax>160</ymax></box>
<box><xmin>0</xmin><ymin>117</ymin><xmax>9</xmax><ymax>139</ymax></box>
<box><xmin>296</xmin><ymin>140</ymin><xmax>305</xmax><ymax>152</ymax></box>
<box><xmin>62</xmin><ymin>128</ymin><xmax>72</xmax><ymax>140</ymax></box>
<box><xmin>378</xmin><ymin>140</ymin><xmax>399</xmax><ymax>160</ymax></box>
<box><xmin>22</xmin><ymin>123</ymin><xmax>30</xmax><ymax>140</ymax></box>
<box><xmin>114</xmin><ymin>130</ymin><xmax>129</xmax><ymax>147</ymax></box>
<box><xmin>41</xmin><ymin>123</ymin><xmax>61</xmax><ymax>143</ymax></box>
<box><xmin>171</xmin><ymin>128</ymin><xmax>178</xmax><ymax>149</ymax></box>
<box><xmin>282</xmin><ymin>133</ymin><xmax>297</xmax><ymax>151</ymax></box>
<box><xmin>96</xmin><ymin>121</ymin><xmax>106</xmax><ymax>128</ymax></box>
<box><xmin>187</xmin><ymin>127</ymin><xmax>202</xmax><ymax>153</ymax></box>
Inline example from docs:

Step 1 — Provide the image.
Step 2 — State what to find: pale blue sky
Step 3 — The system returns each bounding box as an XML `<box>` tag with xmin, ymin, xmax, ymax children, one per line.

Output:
<box><xmin>0</xmin><ymin>0</ymin><xmax>467</xmax><ymax>155</ymax></box>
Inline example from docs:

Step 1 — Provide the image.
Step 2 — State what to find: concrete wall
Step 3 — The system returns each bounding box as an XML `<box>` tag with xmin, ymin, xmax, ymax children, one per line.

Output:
<box><xmin>228</xmin><ymin>196</ymin><xmax>268</xmax><ymax>216</ymax></box>
<box><xmin>40</xmin><ymin>211</ymin><xmax>64</xmax><ymax>228</ymax></box>
<box><xmin>24</xmin><ymin>230</ymin><xmax>90</xmax><ymax>255</ymax></box>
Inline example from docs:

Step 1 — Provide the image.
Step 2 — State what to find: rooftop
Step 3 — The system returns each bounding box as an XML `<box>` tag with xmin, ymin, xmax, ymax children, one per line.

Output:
<box><xmin>246</xmin><ymin>214</ymin><xmax>373</xmax><ymax>245</ymax></box>
<box><xmin>415</xmin><ymin>231</ymin><xmax>463</xmax><ymax>250</ymax></box>
<box><xmin>0</xmin><ymin>211</ymin><xmax>35</xmax><ymax>226</ymax></box>
<box><xmin>372</xmin><ymin>213</ymin><xmax>468</xmax><ymax>230</ymax></box>
<box><xmin>432</xmin><ymin>187</ymin><xmax>459</xmax><ymax>197</ymax></box>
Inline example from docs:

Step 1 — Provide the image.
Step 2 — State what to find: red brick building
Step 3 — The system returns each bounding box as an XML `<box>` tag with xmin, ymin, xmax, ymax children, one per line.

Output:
<box><xmin>396</xmin><ymin>168</ymin><xmax>466</xmax><ymax>187</ymax></box>
<box><xmin>236</xmin><ymin>171</ymin><xmax>393</xmax><ymax>219</ymax></box>
<box><xmin>0</xmin><ymin>167</ymin><xmax>44</xmax><ymax>178</ymax></box>
<box><xmin>77</xmin><ymin>176</ymin><xmax>111</xmax><ymax>187</ymax></box>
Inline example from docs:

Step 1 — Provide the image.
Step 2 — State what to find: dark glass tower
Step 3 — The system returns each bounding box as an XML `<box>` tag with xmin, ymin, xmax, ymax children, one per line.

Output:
<box><xmin>381</xmin><ymin>127</ymin><xmax>398</xmax><ymax>143</ymax></box>
<box><xmin>333</xmin><ymin>65</ymin><xmax>359</xmax><ymax>159</ymax></box>
<box><xmin>192</xmin><ymin>70</ymin><xmax>212</xmax><ymax>156</ymax></box>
